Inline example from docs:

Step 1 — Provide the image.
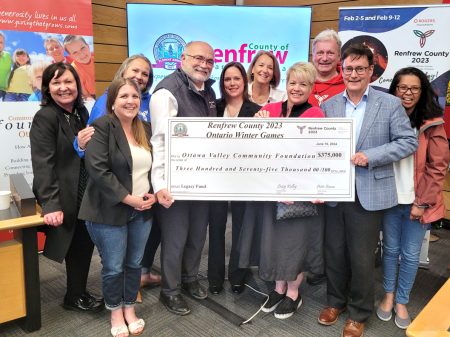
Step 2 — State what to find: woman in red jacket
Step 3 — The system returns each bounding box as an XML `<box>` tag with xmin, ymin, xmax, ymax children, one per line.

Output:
<box><xmin>239</xmin><ymin>62</ymin><xmax>324</xmax><ymax>320</ymax></box>
<box><xmin>377</xmin><ymin>67</ymin><xmax>449</xmax><ymax>329</ymax></box>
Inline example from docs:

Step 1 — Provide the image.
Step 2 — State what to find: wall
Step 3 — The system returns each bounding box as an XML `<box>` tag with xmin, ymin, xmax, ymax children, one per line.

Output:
<box><xmin>92</xmin><ymin>0</ymin><xmax>441</xmax><ymax>96</ymax></box>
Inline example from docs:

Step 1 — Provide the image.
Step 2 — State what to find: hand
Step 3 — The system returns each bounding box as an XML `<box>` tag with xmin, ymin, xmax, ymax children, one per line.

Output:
<box><xmin>134</xmin><ymin>193</ymin><xmax>156</xmax><ymax>211</ymax></box>
<box><xmin>311</xmin><ymin>200</ymin><xmax>325</xmax><ymax>204</ymax></box>
<box><xmin>43</xmin><ymin>211</ymin><xmax>64</xmax><ymax>226</ymax></box>
<box><xmin>156</xmin><ymin>189</ymin><xmax>174</xmax><ymax>208</ymax></box>
<box><xmin>77</xmin><ymin>125</ymin><xmax>95</xmax><ymax>150</ymax></box>
<box><xmin>410</xmin><ymin>205</ymin><xmax>425</xmax><ymax>222</ymax></box>
<box><xmin>351</xmin><ymin>152</ymin><xmax>368</xmax><ymax>167</ymax></box>
<box><xmin>254</xmin><ymin>110</ymin><xmax>270</xmax><ymax>118</ymax></box>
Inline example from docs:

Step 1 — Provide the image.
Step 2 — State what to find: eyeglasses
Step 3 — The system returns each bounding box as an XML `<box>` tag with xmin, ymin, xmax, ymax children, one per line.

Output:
<box><xmin>396</xmin><ymin>85</ymin><xmax>421</xmax><ymax>94</ymax></box>
<box><xmin>185</xmin><ymin>54</ymin><xmax>214</xmax><ymax>66</ymax></box>
<box><xmin>342</xmin><ymin>66</ymin><xmax>370</xmax><ymax>75</ymax></box>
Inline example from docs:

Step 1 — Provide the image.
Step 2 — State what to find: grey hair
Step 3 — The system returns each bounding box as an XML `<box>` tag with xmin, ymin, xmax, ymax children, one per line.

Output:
<box><xmin>312</xmin><ymin>29</ymin><xmax>342</xmax><ymax>52</ymax></box>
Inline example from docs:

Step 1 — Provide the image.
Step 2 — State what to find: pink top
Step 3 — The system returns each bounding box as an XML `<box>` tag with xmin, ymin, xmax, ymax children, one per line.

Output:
<box><xmin>261</xmin><ymin>101</ymin><xmax>325</xmax><ymax>118</ymax></box>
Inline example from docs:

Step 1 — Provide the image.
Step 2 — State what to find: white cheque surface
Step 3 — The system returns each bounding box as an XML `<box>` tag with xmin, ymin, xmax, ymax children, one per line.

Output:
<box><xmin>166</xmin><ymin>118</ymin><xmax>355</xmax><ymax>201</ymax></box>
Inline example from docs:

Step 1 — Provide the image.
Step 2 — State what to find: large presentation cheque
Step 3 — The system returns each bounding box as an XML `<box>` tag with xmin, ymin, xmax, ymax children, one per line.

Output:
<box><xmin>166</xmin><ymin>118</ymin><xmax>355</xmax><ymax>201</ymax></box>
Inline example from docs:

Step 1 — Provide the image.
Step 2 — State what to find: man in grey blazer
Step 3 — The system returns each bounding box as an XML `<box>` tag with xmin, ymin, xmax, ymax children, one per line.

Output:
<box><xmin>317</xmin><ymin>44</ymin><xmax>417</xmax><ymax>337</ymax></box>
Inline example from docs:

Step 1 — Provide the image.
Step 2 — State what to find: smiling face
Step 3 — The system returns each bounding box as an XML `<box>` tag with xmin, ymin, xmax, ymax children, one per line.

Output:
<box><xmin>223</xmin><ymin>66</ymin><xmax>245</xmax><ymax>100</ymax></box>
<box><xmin>395</xmin><ymin>74</ymin><xmax>421</xmax><ymax>114</ymax></box>
<box><xmin>31</xmin><ymin>70</ymin><xmax>44</xmax><ymax>91</ymax></box>
<box><xmin>312</xmin><ymin>40</ymin><xmax>340</xmax><ymax>80</ymax></box>
<box><xmin>15</xmin><ymin>52</ymin><xmax>29</xmax><ymax>66</ymax></box>
<box><xmin>342</xmin><ymin>54</ymin><xmax>373</xmax><ymax>98</ymax></box>
<box><xmin>113</xmin><ymin>84</ymin><xmax>140</xmax><ymax>124</ymax></box>
<box><xmin>251</xmin><ymin>54</ymin><xmax>274</xmax><ymax>86</ymax></box>
<box><xmin>65</xmin><ymin>40</ymin><xmax>91</xmax><ymax>64</ymax></box>
<box><xmin>286</xmin><ymin>73</ymin><xmax>313</xmax><ymax>106</ymax></box>
<box><xmin>49</xmin><ymin>70</ymin><xmax>78</xmax><ymax>111</ymax></box>
<box><xmin>123</xmin><ymin>58</ymin><xmax>150</xmax><ymax>93</ymax></box>
<box><xmin>45</xmin><ymin>40</ymin><xmax>65</xmax><ymax>62</ymax></box>
<box><xmin>181</xmin><ymin>42</ymin><xmax>214</xmax><ymax>87</ymax></box>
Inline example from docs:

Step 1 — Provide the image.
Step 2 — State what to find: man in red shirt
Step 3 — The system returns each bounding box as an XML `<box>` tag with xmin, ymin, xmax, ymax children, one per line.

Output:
<box><xmin>306</xmin><ymin>29</ymin><xmax>346</xmax><ymax>287</ymax></box>
<box><xmin>308</xmin><ymin>29</ymin><xmax>345</xmax><ymax>107</ymax></box>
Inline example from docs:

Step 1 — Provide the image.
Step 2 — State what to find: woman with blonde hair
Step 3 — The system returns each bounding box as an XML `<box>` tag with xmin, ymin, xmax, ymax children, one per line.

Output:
<box><xmin>246</xmin><ymin>51</ymin><xmax>286</xmax><ymax>106</ymax></box>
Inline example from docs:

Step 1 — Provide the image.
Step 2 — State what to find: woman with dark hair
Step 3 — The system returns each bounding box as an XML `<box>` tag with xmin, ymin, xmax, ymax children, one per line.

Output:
<box><xmin>30</xmin><ymin>62</ymin><xmax>103</xmax><ymax>312</ymax></box>
<box><xmin>377</xmin><ymin>67</ymin><xmax>449</xmax><ymax>329</ymax></box>
<box><xmin>208</xmin><ymin>62</ymin><xmax>261</xmax><ymax>295</ymax></box>
<box><xmin>74</xmin><ymin>54</ymin><xmax>161</xmax><ymax>302</ymax></box>
<box><xmin>79</xmin><ymin>78</ymin><xmax>156</xmax><ymax>336</ymax></box>
<box><xmin>246</xmin><ymin>51</ymin><xmax>287</xmax><ymax>106</ymax></box>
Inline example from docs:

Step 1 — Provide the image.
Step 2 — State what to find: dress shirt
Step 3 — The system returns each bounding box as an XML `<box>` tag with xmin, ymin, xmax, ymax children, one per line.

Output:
<box><xmin>343</xmin><ymin>86</ymin><xmax>369</xmax><ymax>143</ymax></box>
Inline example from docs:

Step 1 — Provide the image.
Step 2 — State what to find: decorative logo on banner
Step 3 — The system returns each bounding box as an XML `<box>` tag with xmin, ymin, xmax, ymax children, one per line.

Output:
<box><xmin>153</xmin><ymin>34</ymin><xmax>186</xmax><ymax>70</ymax></box>
<box><xmin>413</xmin><ymin>30</ymin><xmax>434</xmax><ymax>48</ymax></box>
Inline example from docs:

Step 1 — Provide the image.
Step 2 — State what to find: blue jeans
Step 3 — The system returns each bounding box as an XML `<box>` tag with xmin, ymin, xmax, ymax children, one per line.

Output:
<box><xmin>86</xmin><ymin>212</ymin><xmax>152</xmax><ymax>310</ymax></box>
<box><xmin>382</xmin><ymin>204</ymin><xmax>427</xmax><ymax>304</ymax></box>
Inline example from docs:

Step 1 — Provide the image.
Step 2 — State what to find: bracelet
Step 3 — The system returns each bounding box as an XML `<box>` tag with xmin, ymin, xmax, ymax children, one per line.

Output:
<box><xmin>77</xmin><ymin>146</ymin><xmax>86</xmax><ymax>152</ymax></box>
<box><xmin>414</xmin><ymin>203</ymin><xmax>429</xmax><ymax>209</ymax></box>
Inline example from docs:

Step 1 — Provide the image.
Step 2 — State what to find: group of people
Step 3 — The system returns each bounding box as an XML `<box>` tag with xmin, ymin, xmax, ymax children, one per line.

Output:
<box><xmin>0</xmin><ymin>32</ymin><xmax>95</xmax><ymax>102</ymax></box>
<box><xmin>29</xmin><ymin>29</ymin><xmax>448</xmax><ymax>337</ymax></box>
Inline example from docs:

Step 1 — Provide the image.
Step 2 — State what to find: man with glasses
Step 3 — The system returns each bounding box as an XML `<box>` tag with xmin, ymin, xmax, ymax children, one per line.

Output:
<box><xmin>317</xmin><ymin>44</ymin><xmax>417</xmax><ymax>337</ymax></box>
<box><xmin>150</xmin><ymin>41</ymin><xmax>217</xmax><ymax>315</ymax></box>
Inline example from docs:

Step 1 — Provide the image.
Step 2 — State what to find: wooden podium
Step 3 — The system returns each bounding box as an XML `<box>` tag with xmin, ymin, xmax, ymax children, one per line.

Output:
<box><xmin>0</xmin><ymin>174</ymin><xmax>43</xmax><ymax>332</ymax></box>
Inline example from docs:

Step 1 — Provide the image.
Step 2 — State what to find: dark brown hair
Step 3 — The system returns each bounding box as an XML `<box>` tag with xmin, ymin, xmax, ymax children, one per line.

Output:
<box><xmin>41</xmin><ymin>62</ymin><xmax>84</xmax><ymax>109</ymax></box>
<box><xmin>219</xmin><ymin>62</ymin><xmax>249</xmax><ymax>103</ymax></box>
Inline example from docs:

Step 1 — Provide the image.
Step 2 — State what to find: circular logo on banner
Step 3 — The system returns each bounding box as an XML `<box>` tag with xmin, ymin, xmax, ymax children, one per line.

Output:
<box><xmin>153</xmin><ymin>34</ymin><xmax>186</xmax><ymax>70</ymax></box>
<box><xmin>173</xmin><ymin>123</ymin><xmax>188</xmax><ymax>137</ymax></box>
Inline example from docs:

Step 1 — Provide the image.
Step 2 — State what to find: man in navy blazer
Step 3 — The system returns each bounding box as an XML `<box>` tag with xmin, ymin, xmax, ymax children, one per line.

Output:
<box><xmin>317</xmin><ymin>44</ymin><xmax>417</xmax><ymax>337</ymax></box>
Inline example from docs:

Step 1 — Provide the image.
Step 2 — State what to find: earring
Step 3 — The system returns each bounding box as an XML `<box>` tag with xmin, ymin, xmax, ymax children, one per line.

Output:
<box><xmin>251</xmin><ymin>73</ymin><xmax>254</xmax><ymax>80</ymax></box>
<box><xmin>112</xmin><ymin>106</ymin><xmax>115</xmax><ymax>111</ymax></box>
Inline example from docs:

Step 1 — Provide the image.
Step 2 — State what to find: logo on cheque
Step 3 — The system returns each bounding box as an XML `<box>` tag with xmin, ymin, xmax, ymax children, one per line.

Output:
<box><xmin>153</xmin><ymin>34</ymin><xmax>186</xmax><ymax>70</ymax></box>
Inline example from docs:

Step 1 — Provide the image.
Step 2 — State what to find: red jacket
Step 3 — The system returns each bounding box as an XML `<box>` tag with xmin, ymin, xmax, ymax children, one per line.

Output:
<box><xmin>308</xmin><ymin>68</ymin><xmax>345</xmax><ymax>107</ymax></box>
<box><xmin>414</xmin><ymin>117</ymin><xmax>449</xmax><ymax>223</ymax></box>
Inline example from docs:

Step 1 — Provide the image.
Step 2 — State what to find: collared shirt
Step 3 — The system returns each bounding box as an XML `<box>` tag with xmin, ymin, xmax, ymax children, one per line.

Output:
<box><xmin>343</xmin><ymin>86</ymin><xmax>369</xmax><ymax>142</ymax></box>
<box><xmin>248</xmin><ymin>82</ymin><xmax>287</xmax><ymax>106</ymax></box>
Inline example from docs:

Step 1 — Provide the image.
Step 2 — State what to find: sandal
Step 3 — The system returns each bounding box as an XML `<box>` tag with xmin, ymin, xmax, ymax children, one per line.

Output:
<box><xmin>128</xmin><ymin>318</ymin><xmax>145</xmax><ymax>336</ymax></box>
<box><xmin>111</xmin><ymin>325</ymin><xmax>129</xmax><ymax>337</ymax></box>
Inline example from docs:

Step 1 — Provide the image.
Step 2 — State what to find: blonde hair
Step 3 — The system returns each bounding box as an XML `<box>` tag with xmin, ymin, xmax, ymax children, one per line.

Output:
<box><xmin>286</xmin><ymin>62</ymin><xmax>317</xmax><ymax>87</ymax></box>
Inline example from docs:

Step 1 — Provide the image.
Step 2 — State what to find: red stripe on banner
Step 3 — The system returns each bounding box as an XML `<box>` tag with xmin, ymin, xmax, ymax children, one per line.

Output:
<box><xmin>0</xmin><ymin>0</ymin><xmax>92</xmax><ymax>35</ymax></box>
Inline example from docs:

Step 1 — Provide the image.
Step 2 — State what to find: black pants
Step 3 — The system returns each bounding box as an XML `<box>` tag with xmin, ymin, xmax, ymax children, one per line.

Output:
<box><xmin>306</xmin><ymin>205</ymin><xmax>325</xmax><ymax>275</ymax></box>
<box><xmin>157</xmin><ymin>201</ymin><xmax>209</xmax><ymax>296</ymax></box>
<box><xmin>208</xmin><ymin>201</ymin><xmax>248</xmax><ymax>287</ymax></box>
<box><xmin>324</xmin><ymin>199</ymin><xmax>383</xmax><ymax>322</ymax></box>
<box><xmin>64</xmin><ymin>219</ymin><xmax>95</xmax><ymax>299</ymax></box>
<box><xmin>141</xmin><ymin>215</ymin><xmax>161</xmax><ymax>272</ymax></box>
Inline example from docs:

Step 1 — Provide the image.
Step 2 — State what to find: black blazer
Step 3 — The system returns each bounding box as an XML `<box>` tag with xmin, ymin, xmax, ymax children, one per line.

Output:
<box><xmin>78</xmin><ymin>114</ymin><xmax>153</xmax><ymax>226</ymax></box>
<box><xmin>30</xmin><ymin>102</ymin><xmax>89</xmax><ymax>263</ymax></box>
<box><xmin>216</xmin><ymin>98</ymin><xmax>261</xmax><ymax>118</ymax></box>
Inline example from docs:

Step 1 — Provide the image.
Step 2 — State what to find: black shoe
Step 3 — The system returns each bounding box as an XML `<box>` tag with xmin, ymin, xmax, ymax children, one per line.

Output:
<box><xmin>274</xmin><ymin>295</ymin><xmax>303</xmax><ymax>319</ymax></box>
<box><xmin>306</xmin><ymin>273</ymin><xmax>326</xmax><ymax>286</ymax></box>
<box><xmin>63</xmin><ymin>294</ymin><xmax>104</xmax><ymax>313</ymax></box>
<box><xmin>209</xmin><ymin>284</ymin><xmax>223</xmax><ymax>295</ymax></box>
<box><xmin>231</xmin><ymin>284</ymin><xmax>245</xmax><ymax>294</ymax></box>
<box><xmin>83</xmin><ymin>291</ymin><xmax>104</xmax><ymax>304</ymax></box>
<box><xmin>159</xmin><ymin>293</ymin><xmax>191</xmax><ymax>315</ymax></box>
<box><xmin>261</xmin><ymin>290</ymin><xmax>286</xmax><ymax>313</ymax></box>
<box><xmin>181</xmin><ymin>280</ymin><xmax>208</xmax><ymax>300</ymax></box>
